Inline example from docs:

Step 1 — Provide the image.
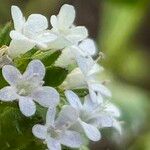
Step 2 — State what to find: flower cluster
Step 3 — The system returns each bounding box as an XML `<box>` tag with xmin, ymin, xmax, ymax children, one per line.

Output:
<box><xmin>0</xmin><ymin>4</ymin><xmax>121</xmax><ymax>150</ymax></box>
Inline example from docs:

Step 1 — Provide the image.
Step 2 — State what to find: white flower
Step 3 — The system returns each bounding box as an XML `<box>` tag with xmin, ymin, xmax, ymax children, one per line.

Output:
<box><xmin>65</xmin><ymin>90</ymin><xmax>121</xmax><ymax>141</ymax></box>
<box><xmin>32</xmin><ymin>105</ymin><xmax>83</xmax><ymax>150</ymax></box>
<box><xmin>48</xmin><ymin>4</ymin><xmax>88</xmax><ymax>50</ymax></box>
<box><xmin>55</xmin><ymin>38</ymin><xmax>97</xmax><ymax>68</ymax></box>
<box><xmin>8</xmin><ymin>5</ymin><xmax>57</xmax><ymax>58</ymax></box>
<box><xmin>0</xmin><ymin>60</ymin><xmax>59</xmax><ymax>117</ymax></box>
<box><xmin>77</xmin><ymin>56</ymin><xmax>112</xmax><ymax>103</ymax></box>
<box><xmin>62</xmin><ymin>56</ymin><xmax>111</xmax><ymax>103</ymax></box>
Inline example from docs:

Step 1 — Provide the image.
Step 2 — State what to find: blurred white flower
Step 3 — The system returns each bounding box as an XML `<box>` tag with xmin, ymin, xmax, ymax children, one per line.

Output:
<box><xmin>32</xmin><ymin>106</ymin><xmax>83</xmax><ymax>150</ymax></box>
<box><xmin>65</xmin><ymin>90</ymin><xmax>121</xmax><ymax>141</ymax></box>
<box><xmin>8</xmin><ymin>5</ymin><xmax>57</xmax><ymax>58</ymax></box>
<box><xmin>0</xmin><ymin>60</ymin><xmax>59</xmax><ymax>117</ymax></box>
<box><xmin>55</xmin><ymin>38</ymin><xmax>97</xmax><ymax>68</ymax></box>
<box><xmin>48</xmin><ymin>4</ymin><xmax>88</xmax><ymax>50</ymax></box>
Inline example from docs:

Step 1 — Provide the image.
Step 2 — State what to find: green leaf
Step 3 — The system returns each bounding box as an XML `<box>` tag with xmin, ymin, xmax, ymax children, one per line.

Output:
<box><xmin>44</xmin><ymin>67</ymin><xmax>68</xmax><ymax>87</ymax></box>
<box><xmin>0</xmin><ymin>22</ymin><xmax>12</xmax><ymax>47</ymax></box>
<box><xmin>32</xmin><ymin>50</ymin><xmax>61</xmax><ymax>67</ymax></box>
<box><xmin>13</xmin><ymin>48</ymin><xmax>37</xmax><ymax>72</ymax></box>
<box><xmin>73</xmin><ymin>89</ymin><xmax>88</xmax><ymax>97</ymax></box>
<box><xmin>0</xmin><ymin>103</ymin><xmax>45</xmax><ymax>149</ymax></box>
<box><xmin>0</xmin><ymin>69</ymin><xmax>8</xmax><ymax>89</ymax></box>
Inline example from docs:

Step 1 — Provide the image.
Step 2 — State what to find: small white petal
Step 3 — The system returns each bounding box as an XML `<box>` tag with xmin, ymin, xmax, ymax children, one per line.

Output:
<box><xmin>61</xmin><ymin>68</ymin><xmax>86</xmax><ymax>89</ymax></box>
<box><xmin>90</xmin><ymin>83</ymin><xmax>112</xmax><ymax>97</ymax></box>
<box><xmin>60</xmin><ymin>130</ymin><xmax>82</xmax><ymax>148</ymax></box>
<box><xmin>87</xmin><ymin>63</ymin><xmax>103</xmax><ymax>77</ymax></box>
<box><xmin>67</xmin><ymin>26</ymin><xmax>88</xmax><ymax>43</ymax></box>
<box><xmin>8</xmin><ymin>39</ymin><xmax>35</xmax><ymax>58</ymax></box>
<box><xmin>47</xmin><ymin>35</ymin><xmax>71</xmax><ymax>50</ymax></box>
<box><xmin>2</xmin><ymin>64</ymin><xmax>21</xmax><ymax>85</ymax></box>
<box><xmin>32</xmin><ymin>86</ymin><xmax>59</xmax><ymax>107</ymax></box>
<box><xmin>105</xmin><ymin>103</ymin><xmax>120</xmax><ymax>117</ymax></box>
<box><xmin>58</xmin><ymin>4</ymin><xmax>75</xmax><ymax>29</ymax></box>
<box><xmin>46</xmin><ymin>107</ymin><xmax>56</xmax><ymax>126</ymax></box>
<box><xmin>54</xmin><ymin>47</ymin><xmax>76</xmax><ymax>68</ymax></box>
<box><xmin>65</xmin><ymin>90</ymin><xmax>82</xmax><ymax>110</ymax></box>
<box><xmin>19</xmin><ymin>97</ymin><xmax>36</xmax><ymax>117</ymax></box>
<box><xmin>35</xmin><ymin>31</ymin><xmax>57</xmax><ymax>48</ymax></box>
<box><xmin>23</xmin><ymin>59</ymin><xmax>45</xmax><ymax>80</ymax></box>
<box><xmin>95</xmin><ymin>115</ymin><xmax>113</xmax><ymax>128</ymax></box>
<box><xmin>10</xmin><ymin>30</ymin><xmax>28</xmax><ymax>40</ymax></box>
<box><xmin>88</xmin><ymin>87</ymin><xmax>104</xmax><ymax>104</ymax></box>
<box><xmin>88</xmin><ymin>88</ymin><xmax>99</xmax><ymax>103</ymax></box>
<box><xmin>50</xmin><ymin>15</ymin><xmax>58</xmax><ymax>29</ymax></box>
<box><xmin>55</xmin><ymin>105</ymin><xmax>79</xmax><ymax>129</ymax></box>
<box><xmin>46</xmin><ymin>136</ymin><xmax>61</xmax><ymax>150</ymax></box>
<box><xmin>79</xmin><ymin>39</ymin><xmax>97</xmax><ymax>56</ymax></box>
<box><xmin>83</xmin><ymin>95</ymin><xmax>98</xmax><ymax>111</ymax></box>
<box><xmin>76</xmin><ymin>56</ymin><xmax>95</xmax><ymax>76</ymax></box>
<box><xmin>32</xmin><ymin>124</ymin><xmax>47</xmax><ymax>140</ymax></box>
<box><xmin>80</xmin><ymin>120</ymin><xmax>101</xmax><ymax>141</ymax></box>
<box><xmin>0</xmin><ymin>86</ymin><xmax>18</xmax><ymax>101</ymax></box>
<box><xmin>113</xmin><ymin>120</ymin><xmax>122</xmax><ymax>134</ymax></box>
<box><xmin>11</xmin><ymin>5</ymin><xmax>25</xmax><ymax>31</ymax></box>
<box><xmin>24</xmin><ymin>14</ymin><xmax>48</xmax><ymax>36</ymax></box>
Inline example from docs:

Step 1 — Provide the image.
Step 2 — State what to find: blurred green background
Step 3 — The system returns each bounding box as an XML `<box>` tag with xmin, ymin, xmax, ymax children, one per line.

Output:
<box><xmin>0</xmin><ymin>0</ymin><xmax>150</xmax><ymax>149</ymax></box>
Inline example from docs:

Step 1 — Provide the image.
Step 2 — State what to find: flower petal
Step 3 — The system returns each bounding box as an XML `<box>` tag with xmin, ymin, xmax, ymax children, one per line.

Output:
<box><xmin>65</xmin><ymin>90</ymin><xmax>82</xmax><ymax>110</ymax></box>
<box><xmin>19</xmin><ymin>97</ymin><xmax>36</xmax><ymax>117</ymax></box>
<box><xmin>94</xmin><ymin>115</ymin><xmax>113</xmax><ymax>128</ymax></box>
<box><xmin>46</xmin><ymin>136</ymin><xmax>61</xmax><ymax>150</ymax></box>
<box><xmin>60</xmin><ymin>130</ymin><xmax>82</xmax><ymax>148</ymax></box>
<box><xmin>61</xmin><ymin>68</ymin><xmax>86</xmax><ymax>89</ymax></box>
<box><xmin>54</xmin><ymin>47</ymin><xmax>76</xmax><ymax>68</ymax></box>
<box><xmin>50</xmin><ymin>15</ymin><xmax>58</xmax><ymax>29</ymax></box>
<box><xmin>80</xmin><ymin>120</ymin><xmax>101</xmax><ymax>141</ymax></box>
<box><xmin>83</xmin><ymin>95</ymin><xmax>98</xmax><ymax>111</ymax></box>
<box><xmin>46</xmin><ymin>107</ymin><xmax>56</xmax><ymax>126</ymax></box>
<box><xmin>0</xmin><ymin>86</ymin><xmax>18</xmax><ymax>101</ymax></box>
<box><xmin>47</xmin><ymin>35</ymin><xmax>71</xmax><ymax>50</ymax></box>
<box><xmin>2</xmin><ymin>64</ymin><xmax>21</xmax><ymax>85</ymax></box>
<box><xmin>105</xmin><ymin>103</ymin><xmax>120</xmax><ymax>117</ymax></box>
<box><xmin>32</xmin><ymin>124</ymin><xmax>47</xmax><ymax>140</ymax></box>
<box><xmin>32</xmin><ymin>86</ymin><xmax>59</xmax><ymax>107</ymax></box>
<box><xmin>76</xmin><ymin>56</ymin><xmax>95</xmax><ymax>76</ymax></box>
<box><xmin>90</xmin><ymin>83</ymin><xmax>112</xmax><ymax>97</ymax></box>
<box><xmin>55</xmin><ymin>105</ymin><xmax>79</xmax><ymax>129</ymax></box>
<box><xmin>23</xmin><ymin>59</ymin><xmax>45</xmax><ymax>80</ymax></box>
<box><xmin>88</xmin><ymin>88</ymin><xmax>99</xmax><ymax>103</ymax></box>
<box><xmin>24</xmin><ymin>14</ymin><xmax>48</xmax><ymax>36</ymax></box>
<box><xmin>79</xmin><ymin>39</ymin><xmax>97</xmax><ymax>56</ymax></box>
<box><xmin>67</xmin><ymin>26</ymin><xmax>88</xmax><ymax>43</ymax></box>
<box><xmin>8</xmin><ymin>39</ymin><xmax>35</xmax><ymax>58</ymax></box>
<box><xmin>35</xmin><ymin>31</ymin><xmax>57</xmax><ymax>49</ymax></box>
<box><xmin>11</xmin><ymin>5</ymin><xmax>25</xmax><ymax>31</ymax></box>
<box><xmin>58</xmin><ymin>4</ymin><xmax>75</xmax><ymax>29</ymax></box>
<box><xmin>10</xmin><ymin>30</ymin><xmax>27</xmax><ymax>40</ymax></box>
<box><xmin>113</xmin><ymin>120</ymin><xmax>122</xmax><ymax>134</ymax></box>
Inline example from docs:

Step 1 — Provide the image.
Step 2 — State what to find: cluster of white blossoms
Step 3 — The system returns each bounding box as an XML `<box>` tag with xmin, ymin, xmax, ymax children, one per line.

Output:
<box><xmin>0</xmin><ymin>4</ymin><xmax>121</xmax><ymax>150</ymax></box>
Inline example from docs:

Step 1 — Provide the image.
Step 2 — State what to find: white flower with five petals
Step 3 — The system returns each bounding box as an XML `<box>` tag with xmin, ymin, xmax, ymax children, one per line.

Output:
<box><xmin>32</xmin><ymin>106</ymin><xmax>83</xmax><ymax>150</ymax></box>
<box><xmin>8</xmin><ymin>5</ymin><xmax>57</xmax><ymax>58</ymax></box>
<box><xmin>48</xmin><ymin>4</ymin><xmax>88</xmax><ymax>50</ymax></box>
<box><xmin>0</xmin><ymin>60</ymin><xmax>59</xmax><ymax>117</ymax></box>
<box><xmin>65</xmin><ymin>90</ymin><xmax>121</xmax><ymax>141</ymax></box>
